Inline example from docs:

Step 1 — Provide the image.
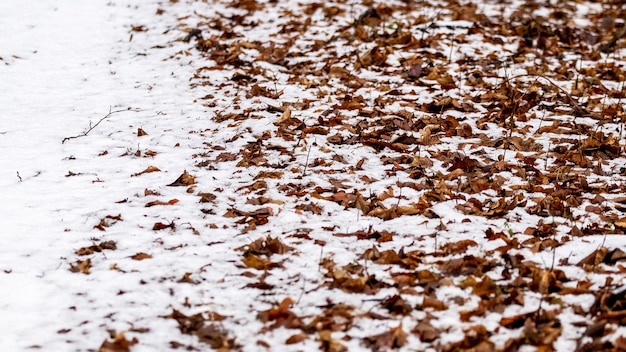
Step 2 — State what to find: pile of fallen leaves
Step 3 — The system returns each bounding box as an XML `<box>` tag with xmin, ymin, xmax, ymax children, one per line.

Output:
<box><xmin>78</xmin><ymin>0</ymin><xmax>626</xmax><ymax>351</ymax></box>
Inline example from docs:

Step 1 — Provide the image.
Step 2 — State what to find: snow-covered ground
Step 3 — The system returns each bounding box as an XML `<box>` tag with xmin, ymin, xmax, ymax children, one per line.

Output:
<box><xmin>0</xmin><ymin>0</ymin><xmax>200</xmax><ymax>349</ymax></box>
<box><xmin>2</xmin><ymin>0</ymin><xmax>626</xmax><ymax>351</ymax></box>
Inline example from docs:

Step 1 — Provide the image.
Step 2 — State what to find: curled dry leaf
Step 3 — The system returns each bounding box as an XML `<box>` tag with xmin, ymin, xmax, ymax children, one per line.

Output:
<box><xmin>177</xmin><ymin>272</ymin><xmax>197</xmax><ymax>284</ymax></box>
<box><xmin>167</xmin><ymin>170</ymin><xmax>196</xmax><ymax>186</ymax></box>
<box><xmin>285</xmin><ymin>333</ymin><xmax>307</xmax><ymax>344</ymax></box>
<box><xmin>276</xmin><ymin>107</ymin><xmax>292</xmax><ymax>124</ymax></box>
<box><xmin>131</xmin><ymin>165</ymin><xmax>160</xmax><ymax>177</ymax></box>
<box><xmin>145</xmin><ymin>198</ymin><xmax>179</xmax><ymax>207</ymax></box>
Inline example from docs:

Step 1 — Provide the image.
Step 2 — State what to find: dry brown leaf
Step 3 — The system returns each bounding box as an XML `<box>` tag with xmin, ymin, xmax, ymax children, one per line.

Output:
<box><xmin>93</xmin><ymin>214</ymin><xmax>123</xmax><ymax>231</ymax></box>
<box><xmin>177</xmin><ymin>272</ymin><xmax>197</xmax><ymax>284</ymax></box>
<box><xmin>257</xmin><ymin>297</ymin><xmax>302</xmax><ymax>330</ymax></box>
<box><xmin>242</xmin><ymin>253</ymin><xmax>283</xmax><ymax>270</ymax></box>
<box><xmin>76</xmin><ymin>241</ymin><xmax>117</xmax><ymax>256</ymax></box>
<box><xmin>153</xmin><ymin>222</ymin><xmax>174</xmax><ymax>231</ymax></box>
<box><xmin>215</xmin><ymin>152</ymin><xmax>237</xmax><ymax>162</ymax></box>
<box><xmin>285</xmin><ymin>333</ymin><xmax>307</xmax><ymax>344</ymax></box>
<box><xmin>412</xmin><ymin>320</ymin><xmax>438</xmax><ymax>342</ymax></box>
<box><xmin>364</xmin><ymin>323</ymin><xmax>408</xmax><ymax>350</ymax></box>
<box><xmin>615</xmin><ymin>217</ymin><xmax>626</xmax><ymax>228</ymax></box>
<box><xmin>165</xmin><ymin>309</ymin><xmax>235</xmax><ymax>348</ymax></box>
<box><xmin>168</xmin><ymin>170</ymin><xmax>196</xmax><ymax>186</ymax></box>
<box><xmin>421</xmin><ymin>296</ymin><xmax>448</xmax><ymax>311</ymax></box>
<box><xmin>319</xmin><ymin>330</ymin><xmax>347</xmax><ymax>352</ymax></box>
<box><xmin>69</xmin><ymin>259</ymin><xmax>92</xmax><ymax>274</ymax></box>
<box><xmin>198</xmin><ymin>192</ymin><xmax>216</xmax><ymax>203</ymax></box>
<box><xmin>130</xmin><ymin>252</ymin><xmax>152</xmax><ymax>260</ymax></box>
<box><xmin>440</xmin><ymin>239</ymin><xmax>478</xmax><ymax>255</ymax></box>
<box><xmin>144</xmin><ymin>188</ymin><xmax>160</xmax><ymax>196</ymax></box>
<box><xmin>145</xmin><ymin>199</ymin><xmax>179</xmax><ymax>207</ymax></box>
<box><xmin>98</xmin><ymin>332</ymin><xmax>138</xmax><ymax>352</ymax></box>
<box><xmin>255</xmin><ymin>171</ymin><xmax>284</xmax><ymax>179</ymax></box>
<box><xmin>131</xmin><ymin>165</ymin><xmax>160</xmax><ymax>177</ymax></box>
<box><xmin>276</xmin><ymin>107</ymin><xmax>292</xmax><ymax>124</ymax></box>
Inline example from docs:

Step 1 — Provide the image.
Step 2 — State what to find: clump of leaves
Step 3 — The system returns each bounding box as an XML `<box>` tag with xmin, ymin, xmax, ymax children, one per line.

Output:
<box><xmin>164</xmin><ymin>309</ymin><xmax>234</xmax><ymax>349</ymax></box>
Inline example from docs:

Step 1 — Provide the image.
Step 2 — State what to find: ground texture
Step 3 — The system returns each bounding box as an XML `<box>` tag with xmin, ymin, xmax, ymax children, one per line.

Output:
<box><xmin>2</xmin><ymin>0</ymin><xmax>626</xmax><ymax>351</ymax></box>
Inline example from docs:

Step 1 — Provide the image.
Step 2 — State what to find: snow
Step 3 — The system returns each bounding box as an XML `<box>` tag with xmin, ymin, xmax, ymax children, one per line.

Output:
<box><xmin>0</xmin><ymin>0</ymin><xmax>196</xmax><ymax>349</ymax></box>
<box><xmin>2</xmin><ymin>0</ymin><xmax>626</xmax><ymax>351</ymax></box>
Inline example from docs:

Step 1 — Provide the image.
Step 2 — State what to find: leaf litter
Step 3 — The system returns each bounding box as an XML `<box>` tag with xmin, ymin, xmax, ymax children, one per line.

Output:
<box><xmin>3</xmin><ymin>0</ymin><xmax>626</xmax><ymax>351</ymax></box>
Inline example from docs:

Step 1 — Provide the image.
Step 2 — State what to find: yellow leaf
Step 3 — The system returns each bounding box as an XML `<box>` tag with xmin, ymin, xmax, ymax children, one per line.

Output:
<box><xmin>276</xmin><ymin>108</ymin><xmax>291</xmax><ymax>124</ymax></box>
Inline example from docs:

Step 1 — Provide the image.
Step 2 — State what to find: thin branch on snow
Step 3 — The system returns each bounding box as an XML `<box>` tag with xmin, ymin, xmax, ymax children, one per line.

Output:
<box><xmin>61</xmin><ymin>106</ymin><xmax>131</xmax><ymax>144</ymax></box>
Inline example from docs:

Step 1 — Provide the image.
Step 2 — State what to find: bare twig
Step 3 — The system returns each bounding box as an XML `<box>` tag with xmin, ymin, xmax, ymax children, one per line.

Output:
<box><xmin>302</xmin><ymin>143</ymin><xmax>312</xmax><ymax>177</ymax></box>
<box><xmin>295</xmin><ymin>275</ymin><xmax>306</xmax><ymax>305</ymax></box>
<box><xmin>62</xmin><ymin>106</ymin><xmax>130</xmax><ymax>144</ymax></box>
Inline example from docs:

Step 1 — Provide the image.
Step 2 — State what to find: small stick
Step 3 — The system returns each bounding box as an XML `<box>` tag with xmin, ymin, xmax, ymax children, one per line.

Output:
<box><xmin>295</xmin><ymin>276</ymin><xmax>306</xmax><ymax>305</ymax></box>
<box><xmin>62</xmin><ymin>106</ymin><xmax>131</xmax><ymax>144</ymax></box>
<box><xmin>318</xmin><ymin>246</ymin><xmax>324</xmax><ymax>272</ymax></box>
<box><xmin>302</xmin><ymin>144</ymin><xmax>312</xmax><ymax>177</ymax></box>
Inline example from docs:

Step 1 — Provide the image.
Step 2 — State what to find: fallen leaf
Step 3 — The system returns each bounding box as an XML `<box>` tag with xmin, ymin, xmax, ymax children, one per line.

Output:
<box><xmin>257</xmin><ymin>297</ymin><xmax>302</xmax><ymax>330</ymax></box>
<box><xmin>69</xmin><ymin>259</ymin><xmax>92</xmax><ymax>274</ymax></box>
<box><xmin>145</xmin><ymin>198</ymin><xmax>179</xmax><ymax>207</ymax></box>
<box><xmin>177</xmin><ymin>272</ymin><xmax>197</xmax><ymax>284</ymax></box>
<box><xmin>131</xmin><ymin>165</ymin><xmax>160</xmax><ymax>177</ymax></box>
<box><xmin>319</xmin><ymin>330</ymin><xmax>347</xmax><ymax>352</ymax></box>
<box><xmin>93</xmin><ymin>214</ymin><xmax>123</xmax><ymax>231</ymax></box>
<box><xmin>97</xmin><ymin>332</ymin><xmax>137</xmax><ymax>352</ymax></box>
<box><xmin>153</xmin><ymin>222</ymin><xmax>174</xmax><ymax>231</ymax></box>
<box><xmin>364</xmin><ymin>323</ymin><xmax>408</xmax><ymax>350</ymax></box>
<box><xmin>130</xmin><ymin>252</ymin><xmax>152</xmax><ymax>260</ymax></box>
<box><xmin>412</xmin><ymin>320</ymin><xmax>438</xmax><ymax>342</ymax></box>
<box><xmin>285</xmin><ymin>333</ymin><xmax>307</xmax><ymax>344</ymax></box>
<box><xmin>168</xmin><ymin>170</ymin><xmax>196</xmax><ymax>186</ymax></box>
<box><xmin>276</xmin><ymin>107</ymin><xmax>292</xmax><ymax>124</ymax></box>
<box><xmin>165</xmin><ymin>310</ymin><xmax>235</xmax><ymax>349</ymax></box>
<box><xmin>76</xmin><ymin>241</ymin><xmax>117</xmax><ymax>256</ymax></box>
